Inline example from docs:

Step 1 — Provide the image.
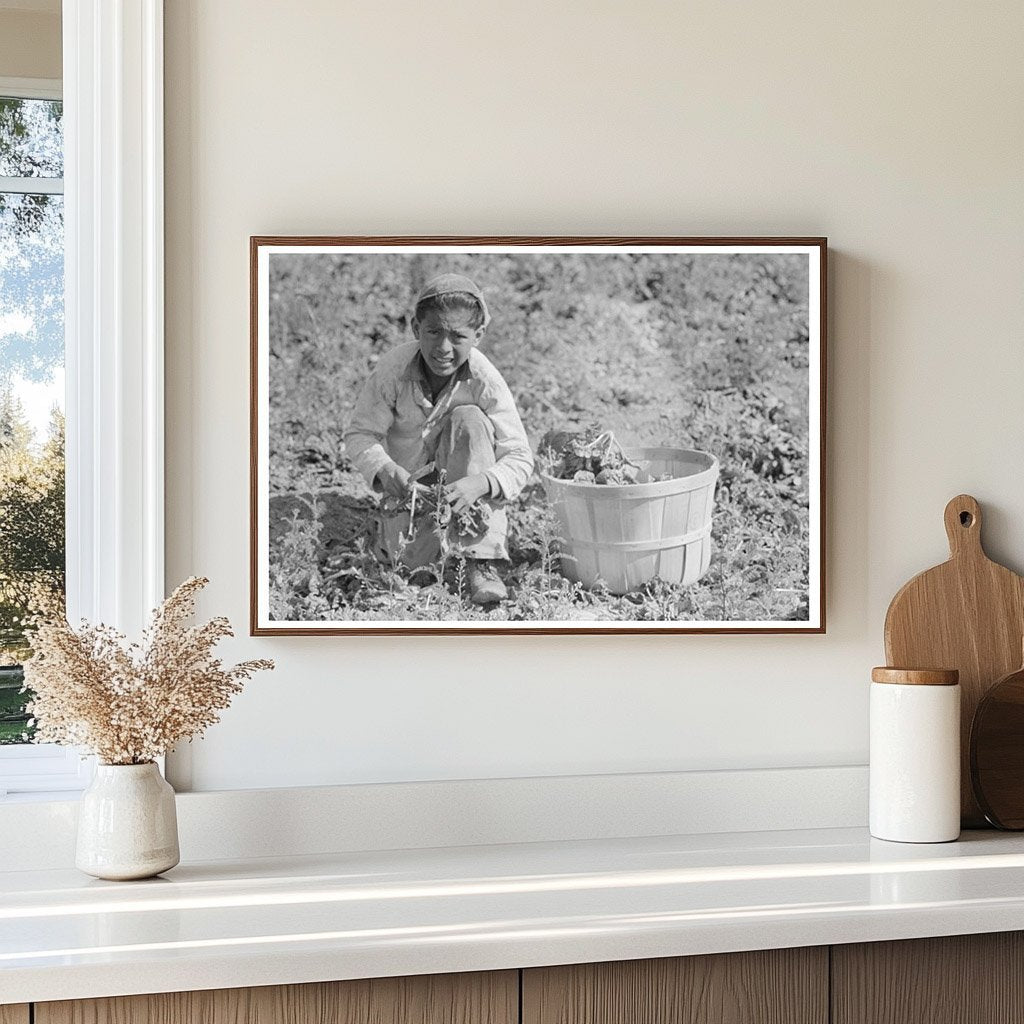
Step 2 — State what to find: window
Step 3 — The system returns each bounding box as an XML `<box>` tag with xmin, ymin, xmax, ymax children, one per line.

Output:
<box><xmin>1</xmin><ymin>87</ymin><xmax>64</xmax><ymax>736</ymax></box>
<box><xmin>0</xmin><ymin>79</ymin><xmax>83</xmax><ymax>794</ymax></box>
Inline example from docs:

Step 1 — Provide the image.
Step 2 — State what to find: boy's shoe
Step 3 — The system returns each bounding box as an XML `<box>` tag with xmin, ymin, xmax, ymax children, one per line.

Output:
<box><xmin>407</xmin><ymin>567</ymin><xmax>438</xmax><ymax>588</ymax></box>
<box><xmin>467</xmin><ymin>559</ymin><xmax>507</xmax><ymax>605</ymax></box>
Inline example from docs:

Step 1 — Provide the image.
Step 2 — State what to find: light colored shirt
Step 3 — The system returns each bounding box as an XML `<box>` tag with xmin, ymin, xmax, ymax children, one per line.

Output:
<box><xmin>344</xmin><ymin>341</ymin><xmax>534</xmax><ymax>500</ymax></box>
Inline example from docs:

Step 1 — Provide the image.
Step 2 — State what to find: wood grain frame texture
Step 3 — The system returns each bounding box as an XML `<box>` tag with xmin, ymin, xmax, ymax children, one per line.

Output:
<box><xmin>522</xmin><ymin>949</ymin><xmax>828</xmax><ymax>1024</ymax></box>
<box><xmin>249</xmin><ymin>236</ymin><xmax>828</xmax><ymax>636</ymax></box>
<box><xmin>34</xmin><ymin>972</ymin><xmax>518</xmax><ymax>1024</ymax></box>
<box><xmin>0</xmin><ymin>1007</ymin><xmax>29</xmax><ymax>1024</ymax></box>
<box><xmin>831</xmin><ymin>932</ymin><xmax>1024</xmax><ymax>1024</ymax></box>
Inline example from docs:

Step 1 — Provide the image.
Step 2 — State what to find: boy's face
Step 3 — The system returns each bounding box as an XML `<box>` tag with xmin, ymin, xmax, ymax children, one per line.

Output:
<box><xmin>412</xmin><ymin>308</ymin><xmax>484</xmax><ymax>379</ymax></box>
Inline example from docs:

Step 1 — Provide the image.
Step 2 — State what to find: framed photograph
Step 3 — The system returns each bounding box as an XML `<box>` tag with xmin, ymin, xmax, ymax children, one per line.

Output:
<box><xmin>251</xmin><ymin>237</ymin><xmax>826</xmax><ymax>635</ymax></box>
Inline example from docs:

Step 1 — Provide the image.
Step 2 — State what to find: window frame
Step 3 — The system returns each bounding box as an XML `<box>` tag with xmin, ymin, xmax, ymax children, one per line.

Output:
<box><xmin>0</xmin><ymin>0</ymin><xmax>165</xmax><ymax>797</ymax></box>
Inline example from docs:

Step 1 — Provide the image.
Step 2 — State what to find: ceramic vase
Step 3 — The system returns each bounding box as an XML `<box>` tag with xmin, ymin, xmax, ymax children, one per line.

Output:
<box><xmin>76</xmin><ymin>762</ymin><xmax>180</xmax><ymax>880</ymax></box>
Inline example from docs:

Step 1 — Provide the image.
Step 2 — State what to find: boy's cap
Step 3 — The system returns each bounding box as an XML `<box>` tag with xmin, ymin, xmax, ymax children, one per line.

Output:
<box><xmin>413</xmin><ymin>273</ymin><xmax>490</xmax><ymax>327</ymax></box>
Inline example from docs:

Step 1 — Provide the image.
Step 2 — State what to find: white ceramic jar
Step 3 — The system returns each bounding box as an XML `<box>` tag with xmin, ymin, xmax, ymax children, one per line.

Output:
<box><xmin>870</xmin><ymin>667</ymin><xmax>961</xmax><ymax>843</ymax></box>
<box><xmin>76</xmin><ymin>762</ymin><xmax>180</xmax><ymax>880</ymax></box>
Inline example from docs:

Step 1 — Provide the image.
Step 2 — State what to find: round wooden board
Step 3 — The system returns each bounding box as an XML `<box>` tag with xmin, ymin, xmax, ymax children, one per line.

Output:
<box><xmin>971</xmin><ymin>664</ymin><xmax>1024</xmax><ymax>829</ymax></box>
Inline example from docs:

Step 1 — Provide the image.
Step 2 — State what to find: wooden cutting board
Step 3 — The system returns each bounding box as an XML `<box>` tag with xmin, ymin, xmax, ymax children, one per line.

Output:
<box><xmin>884</xmin><ymin>494</ymin><xmax>1024</xmax><ymax>826</ymax></box>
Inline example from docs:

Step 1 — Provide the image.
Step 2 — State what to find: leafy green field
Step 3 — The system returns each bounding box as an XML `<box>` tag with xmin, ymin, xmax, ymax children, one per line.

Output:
<box><xmin>267</xmin><ymin>252</ymin><xmax>811</xmax><ymax>623</ymax></box>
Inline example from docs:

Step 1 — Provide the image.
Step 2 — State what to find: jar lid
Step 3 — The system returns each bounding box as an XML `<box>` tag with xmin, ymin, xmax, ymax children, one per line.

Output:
<box><xmin>871</xmin><ymin>667</ymin><xmax>959</xmax><ymax>686</ymax></box>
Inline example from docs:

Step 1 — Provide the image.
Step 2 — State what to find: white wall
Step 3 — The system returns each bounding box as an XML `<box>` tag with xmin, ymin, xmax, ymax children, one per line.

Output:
<box><xmin>164</xmin><ymin>0</ymin><xmax>1024</xmax><ymax>792</ymax></box>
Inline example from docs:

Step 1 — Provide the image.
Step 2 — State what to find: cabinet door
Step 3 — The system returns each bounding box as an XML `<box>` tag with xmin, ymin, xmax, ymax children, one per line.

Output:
<box><xmin>35</xmin><ymin>971</ymin><xmax>517</xmax><ymax>1024</ymax></box>
<box><xmin>523</xmin><ymin>948</ymin><xmax>828</xmax><ymax>1024</ymax></box>
<box><xmin>832</xmin><ymin>932</ymin><xmax>1024</xmax><ymax>1024</ymax></box>
<box><xmin>0</xmin><ymin>1007</ymin><xmax>29</xmax><ymax>1024</ymax></box>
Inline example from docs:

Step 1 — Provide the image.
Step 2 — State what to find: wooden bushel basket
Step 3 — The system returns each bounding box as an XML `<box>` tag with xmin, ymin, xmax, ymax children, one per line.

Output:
<box><xmin>540</xmin><ymin>447</ymin><xmax>719</xmax><ymax>595</ymax></box>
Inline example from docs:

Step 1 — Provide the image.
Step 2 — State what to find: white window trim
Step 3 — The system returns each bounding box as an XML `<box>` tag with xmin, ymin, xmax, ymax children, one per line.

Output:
<box><xmin>0</xmin><ymin>76</ymin><xmax>62</xmax><ymax>101</ymax></box>
<box><xmin>63</xmin><ymin>0</ymin><xmax>164</xmax><ymax>633</ymax></box>
<box><xmin>0</xmin><ymin>175</ymin><xmax>63</xmax><ymax>195</ymax></box>
<box><xmin>0</xmin><ymin>2</ymin><xmax>165</xmax><ymax>797</ymax></box>
<box><xmin>0</xmin><ymin>744</ymin><xmax>92</xmax><ymax>794</ymax></box>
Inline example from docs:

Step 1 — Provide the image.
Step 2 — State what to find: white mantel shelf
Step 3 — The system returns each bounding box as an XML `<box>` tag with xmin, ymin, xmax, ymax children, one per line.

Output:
<box><xmin>4</xmin><ymin>826</ymin><xmax>1024</xmax><ymax>1005</ymax></box>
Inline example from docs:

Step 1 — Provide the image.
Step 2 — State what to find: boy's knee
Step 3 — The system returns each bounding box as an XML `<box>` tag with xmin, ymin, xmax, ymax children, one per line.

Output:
<box><xmin>436</xmin><ymin>406</ymin><xmax>497</xmax><ymax>475</ymax></box>
<box><xmin>446</xmin><ymin>405</ymin><xmax>492</xmax><ymax>438</ymax></box>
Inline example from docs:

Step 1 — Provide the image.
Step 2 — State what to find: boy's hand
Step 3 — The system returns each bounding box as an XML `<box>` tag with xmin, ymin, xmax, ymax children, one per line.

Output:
<box><xmin>376</xmin><ymin>462</ymin><xmax>412</xmax><ymax>498</ymax></box>
<box><xmin>445</xmin><ymin>473</ymin><xmax>491</xmax><ymax>513</ymax></box>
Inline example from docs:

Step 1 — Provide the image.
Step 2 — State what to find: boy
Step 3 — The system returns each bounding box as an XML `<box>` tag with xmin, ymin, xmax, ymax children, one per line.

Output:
<box><xmin>344</xmin><ymin>273</ymin><xmax>534</xmax><ymax>605</ymax></box>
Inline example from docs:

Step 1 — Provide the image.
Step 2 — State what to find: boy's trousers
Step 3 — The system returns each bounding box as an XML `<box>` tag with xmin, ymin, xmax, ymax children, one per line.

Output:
<box><xmin>375</xmin><ymin>406</ymin><xmax>510</xmax><ymax>568</ymax></box>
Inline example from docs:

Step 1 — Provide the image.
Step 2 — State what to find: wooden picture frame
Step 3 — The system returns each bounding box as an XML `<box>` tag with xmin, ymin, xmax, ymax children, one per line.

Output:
<box><xmin>251</xmin><ymin>237</ymin><xmax>826</xmax><ymax>635</ymax></box>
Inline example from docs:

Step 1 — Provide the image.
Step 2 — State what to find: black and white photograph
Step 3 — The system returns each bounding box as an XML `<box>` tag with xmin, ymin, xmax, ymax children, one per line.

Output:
<box><xmin>251</xmin><ymin>238</ymin><xmax>825</xmax><ymax>634</ymax></box>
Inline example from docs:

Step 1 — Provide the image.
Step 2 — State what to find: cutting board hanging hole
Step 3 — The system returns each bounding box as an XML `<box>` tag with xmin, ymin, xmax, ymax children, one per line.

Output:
<box><xmin>944</xmin><ymin>494</ymin><xmax>982</xmax><ymax>556</ymax></box>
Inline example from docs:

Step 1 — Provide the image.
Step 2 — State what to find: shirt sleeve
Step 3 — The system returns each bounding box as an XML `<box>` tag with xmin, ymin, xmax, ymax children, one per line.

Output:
<box><xmin>343</xmin><ymin>370</ymin><xmax>396</xmax><ymax>490</ymax></box>
<box><xmin>478</xmin><ymin>377</ymin><xmax>535</xmax><ymax>501</ymax></box>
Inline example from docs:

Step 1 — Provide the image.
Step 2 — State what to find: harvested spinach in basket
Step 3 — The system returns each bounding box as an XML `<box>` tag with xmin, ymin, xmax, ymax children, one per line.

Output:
<box><xmin>538</xmin><ymin>427</ymin><xmax>656</xmax><ymax>485</ymax></box>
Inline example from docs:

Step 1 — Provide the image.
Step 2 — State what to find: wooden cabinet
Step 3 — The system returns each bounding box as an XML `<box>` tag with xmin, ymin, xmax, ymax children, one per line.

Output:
<box><xmin>832</xmin><ymin>932</ymin><xmax>1024</xmax><ymax>1024</ymax></box>
<box><xmin>522</xmin><ymin>948</ymin><xmax>828</xmax><ymax>1024</ymax></box>
<box><xmin>0</xmin><ymin>1007</ymin><xmax>29</xmax><ymax>1024</ymax></box>
<box><xmin>34</xmin><ymin>972</ymin><xmax>517</xmax><ymax>1024</ymax></box>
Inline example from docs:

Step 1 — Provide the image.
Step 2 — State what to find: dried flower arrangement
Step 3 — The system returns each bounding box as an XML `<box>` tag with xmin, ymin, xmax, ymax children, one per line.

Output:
<box><xmin>23</xmin><ymin>577</ymin><xmax>273</xmax><ymax>765</ymax></box>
